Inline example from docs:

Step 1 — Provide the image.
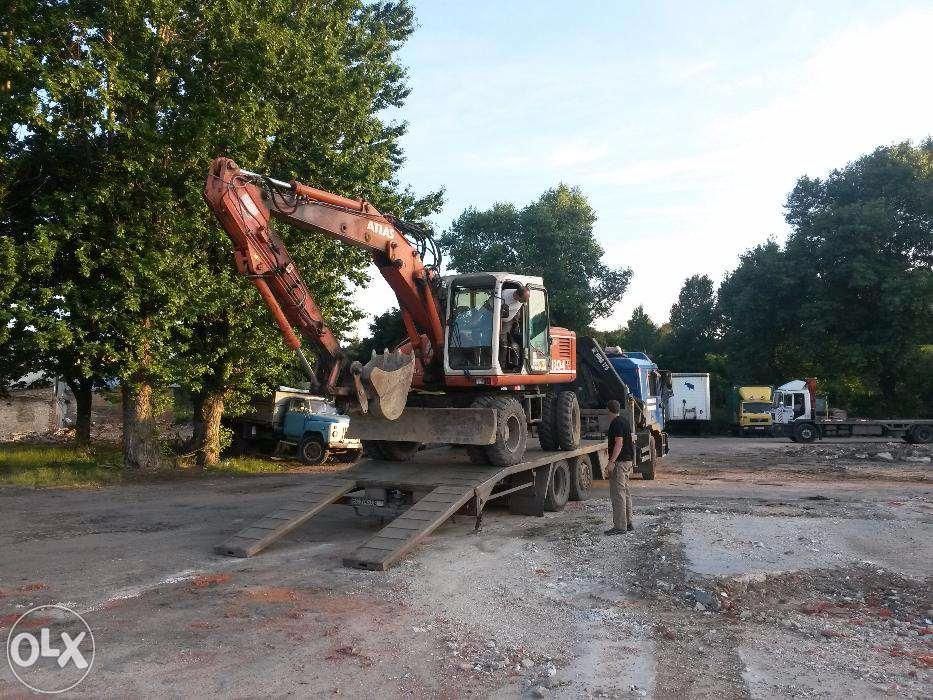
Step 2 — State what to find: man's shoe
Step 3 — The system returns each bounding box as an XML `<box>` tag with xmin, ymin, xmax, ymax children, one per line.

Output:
<box><xmin>627</xmin><ymin>523</ymin><xmax>635</xmax><ymax>532</ymax></box>
<box><xmin>604</xmin><ymin>528</ymin><xmax>627</xmax><ymax>536</ymax></box>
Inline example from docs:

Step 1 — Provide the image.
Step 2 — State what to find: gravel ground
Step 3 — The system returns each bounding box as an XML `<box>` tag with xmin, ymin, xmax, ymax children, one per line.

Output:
<box><xmin>0</xmin><ymin>436</ymin><xmax>930</xmax><ymax>698</ymax></box>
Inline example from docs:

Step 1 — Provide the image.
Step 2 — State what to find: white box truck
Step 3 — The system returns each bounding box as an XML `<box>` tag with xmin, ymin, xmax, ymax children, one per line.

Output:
<box><xmin>667</xmin><ymin>373</ymin><xmax>711</xmax><ymax>426</ymax></box>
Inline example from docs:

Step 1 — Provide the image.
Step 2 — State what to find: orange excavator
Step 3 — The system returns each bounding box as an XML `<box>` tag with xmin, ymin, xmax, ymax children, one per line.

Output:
<box><xmin>203</xmin><ymin>157</ymin><xmax>581</xmax><ymax>465</ymax></box>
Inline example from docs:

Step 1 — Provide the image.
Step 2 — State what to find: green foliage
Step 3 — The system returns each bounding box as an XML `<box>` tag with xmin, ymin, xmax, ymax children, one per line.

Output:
<box><xmin>717</xmin><ymin>240</ymin><xmax>809</xmax><ymax>383</ymax></box>
<box><xmin>1</xmin><ymin>2</ymin><xmax>440</xmax><ymax>453</ymax></box>
<box><xmin>597</xmin><ymin>305</ymin><xmax>665</xmax><ymax>357</ymax></box>
<box><xmin>662</xmin><ymin>274</ymin><xmax>721</xmax><ymax>372</ymax></box>
<box><xmin>0</xmin><ymin>443</ymin><xmax>124</xmax><ymax>488</ymax></box>
<box><xmin>439</xmin><ymin>185</ymin><xmax>631</xmax><ymax>330</ymax></box>
<box><xmin>0</xmin><ymin>441</ymin><xmax>291</xmax><ymax>487</ymax></box>
<box><xmin>716</xmin><ymin>140</ymin><xmax>933</xmax><ymax>417</ymax></box>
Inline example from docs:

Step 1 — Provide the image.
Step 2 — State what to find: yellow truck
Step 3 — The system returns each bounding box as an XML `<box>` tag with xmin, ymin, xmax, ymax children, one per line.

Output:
<box><xmin>732</xmin><ymin>386</ymin><xmax>773</xmax><ymax>435</ymax></box>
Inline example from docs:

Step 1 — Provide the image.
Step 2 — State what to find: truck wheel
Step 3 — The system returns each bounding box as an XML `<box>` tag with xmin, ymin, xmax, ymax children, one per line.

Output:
<box><xmin>299</xmin><ymin>436</ymin><xmax>328</xmax><ymax>465</ymax></box>
<box><xmin>473</xmin><ymin>395</ymin><xmax>527</xmax><ymax>466</ymax></box>
<box><xmin>568</xmin><ymin>455</ymin><xmax>592</xmax><ymax>501</ymax></box>
<box><xmin>641</xmin><ymin>434</ymin><xmax>657</xmax><ymax>480</ymax></box>
<box><xmin>373</xmin><ymin>441</ymin><xmax>421</xmax><ymax>461</ymax></box>
<box><xmin>908</xmin><ymin>424</ymin><xmax>931</xmax><ymax>444</ymax></box>
<box><xmin>544</xmin><ymin>460</ymin><xmax>571</xmax><ymax>511</ymax></box>
<box><xmin>794</xmin><ymin>422</ymin><xmax>818</xmax><ymax>443</ymax></box>
<box><xmin>556</xmin><ymin>391</ymin><xmax>581</xmax><ymax>450</ymax></box>
<box><xmin>538</xmin><ymin>392</ymin><xmax>559</xmax><ymax>451</ymax></box>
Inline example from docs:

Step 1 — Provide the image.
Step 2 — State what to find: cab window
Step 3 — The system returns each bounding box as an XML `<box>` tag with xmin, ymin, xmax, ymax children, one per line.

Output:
<box><xmin>526</xmin><ymin>288</ymin><xmax>549</xmax><ymax>370</ymax></box>
<box><xmin>448</xmin><ymin>285</ymin><xmax>494</xmax><ymax>370</ymax></box>
<box><xmin>648</xmin><ymin>372</ymin><xmax>658</xmax><ymax>398</ymax></box>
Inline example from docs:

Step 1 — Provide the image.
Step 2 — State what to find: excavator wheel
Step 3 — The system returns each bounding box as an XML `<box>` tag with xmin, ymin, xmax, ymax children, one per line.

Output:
<box><xmin>538</xmin><ymin>392</ymin><xmax>559</xmax><ymax>451</ymax></box>
<box><xmin>555</xmin><ymin>391</ymin><xmax>582</xmax><ymax>450</ymax></box>
<box><xmin>471</xmin><ymin>395</ymin><xmax>528</xmax><ymax>466</ymax></box>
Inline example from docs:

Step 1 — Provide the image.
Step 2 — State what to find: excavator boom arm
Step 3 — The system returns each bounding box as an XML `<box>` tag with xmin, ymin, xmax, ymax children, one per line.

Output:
<box><xmin>203</xmin><ymin>157</ymin><xmax>444</xmax><ymax>418</ymax></box>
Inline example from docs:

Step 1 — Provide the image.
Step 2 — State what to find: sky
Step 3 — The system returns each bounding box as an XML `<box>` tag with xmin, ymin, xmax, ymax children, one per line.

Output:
<box><xmin>353</xmin><ymin>0</ymin><xmax>933</xmax><ymax>336</ymax></box>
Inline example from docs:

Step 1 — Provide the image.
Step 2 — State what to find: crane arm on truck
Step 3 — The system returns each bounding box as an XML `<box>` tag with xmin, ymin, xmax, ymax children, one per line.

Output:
<box><xmin>203</xmin><ymin>157</ymin><xmax>445</xmax><ymax>420</ymax></box>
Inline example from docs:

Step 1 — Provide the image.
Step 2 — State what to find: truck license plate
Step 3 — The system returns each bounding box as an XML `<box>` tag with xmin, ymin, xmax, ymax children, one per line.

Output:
<box><xmin>349</xmin><ymin>497</ymin><xmax>385</xmax><ymax>507</ymax></box>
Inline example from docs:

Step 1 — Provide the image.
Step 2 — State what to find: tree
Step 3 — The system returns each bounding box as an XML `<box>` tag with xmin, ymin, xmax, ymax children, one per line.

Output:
<box><xmin>782</xmin><ymin>139</ymin><xmax>933</xmax><ymax>416</ymax></box>
<box><xmin>439</xmin><ymin>185</ymin><xmax>631</xmax><ymax>330</ymax></box>
<box><xmin>620</xmin><ymin>306</ymin><xmax>662</xmax><ymax>356</ymax></box>
<box><xmin>663</xmin><ymin>274</ymin><xmax>721</xmax><ymax>371</ymax></box>
<box><xmin>2</xmin><ymin>1</ymin><xmax>440</xmax><ymax>465</ymax></box>
<box><xmin>718</xmin><ymin>239</ymin><xmax>809</xmax><ymax>384</ymax></box>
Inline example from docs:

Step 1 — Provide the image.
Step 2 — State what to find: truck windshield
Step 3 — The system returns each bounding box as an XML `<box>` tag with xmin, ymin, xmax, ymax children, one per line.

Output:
<box><xmin>307</xmin><ymin>400</ymin><xmax>338</xmax><ymax>415</ymax></box>
<box><xmin>448</xmin><ymin>285</ymin><xmax>493</xmax><ymax>370</ymax></box>
<box><xmin>742</xmin><ymin>402</ymin><xmax>772</xmax><ymax>413</ymax></box>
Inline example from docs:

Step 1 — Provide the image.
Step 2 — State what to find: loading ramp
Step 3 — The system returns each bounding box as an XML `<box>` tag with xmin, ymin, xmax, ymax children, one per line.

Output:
<box><xmin>215</xmin><ymin>441</ymin><xmax>607</xmax><ymax>570</ymax></box>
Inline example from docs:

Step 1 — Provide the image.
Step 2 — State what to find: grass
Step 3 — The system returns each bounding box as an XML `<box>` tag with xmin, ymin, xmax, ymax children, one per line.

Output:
<box><xmin>0</xmin><ymin>442</ymin><xmax>294</xmax><ymax>488</ymax></box>
<box><xmin>0</xmin><ymin>443</ymin><xmax>124</xmax><ymax>488</ymax></box>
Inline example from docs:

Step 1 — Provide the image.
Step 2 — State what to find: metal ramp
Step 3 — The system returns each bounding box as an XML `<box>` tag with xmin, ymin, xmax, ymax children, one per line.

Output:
<box><xmin>343</xmin><ymin>485</ymin><xmax>479</xmax><ymax>570</ymax></box>
<box><xmin>214</xmin><ymin>477</ymin><xmax>357</xmax><ymax>557</ymax></box>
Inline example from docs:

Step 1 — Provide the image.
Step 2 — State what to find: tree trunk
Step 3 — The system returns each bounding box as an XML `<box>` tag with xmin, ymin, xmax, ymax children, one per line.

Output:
<box><xmin>194</xmin><ymin>390</ymin><xmax>225</xmax><ymax>469</ymax></box>
<box><xmin>122</xmin><ymin>381</ymin><xmax>163</xmax><ymax>472</ymax></box>
<box><xmin>65</xmin><ymin>378</ymin><xmax>93</xmax><ymax>444</ymax></box>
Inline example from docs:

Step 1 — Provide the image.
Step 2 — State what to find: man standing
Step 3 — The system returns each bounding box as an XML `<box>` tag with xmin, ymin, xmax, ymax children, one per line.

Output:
<box><xmin>605</xmin><ymin>399</ymin><xmax>634</xmax><ymax>536</ymax></box>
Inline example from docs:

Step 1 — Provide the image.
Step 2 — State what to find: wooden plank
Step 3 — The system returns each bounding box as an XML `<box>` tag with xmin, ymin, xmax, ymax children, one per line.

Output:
<box><xmin>215</xmin><ymin>479</ymin><xmax>356</xmax><ymax>558</ymax></box>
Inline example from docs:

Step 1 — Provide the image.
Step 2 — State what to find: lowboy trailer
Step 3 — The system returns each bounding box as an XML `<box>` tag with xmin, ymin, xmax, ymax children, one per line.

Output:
<box><xmin>215</xmin><ymin>440</ymin><xmax>608</xmax><ymax>570</ymax></box>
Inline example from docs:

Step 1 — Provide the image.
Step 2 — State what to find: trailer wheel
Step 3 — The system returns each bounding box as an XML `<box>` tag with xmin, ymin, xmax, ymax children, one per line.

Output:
<box><xmin>538</xmin><ymin>392</ymin><xmax>559</xmax><ymax>451</ymax></box>
<box><xmin>641</xmin><ymin>434</ymin><xmax>657</xmax><ymax>480</ymax></box>
<box><xmin>299</xmin><ymin>436</ymin><xmax>328</xmax><ymax>465</ymax></box>
<box><xmin>544</xmin><ymin>460</ymin><xmax>571</xmax><ymax>511</ymax></box>
<box><xmin>794</xmin><ymin>422</ymin><xmax>818</xmax><ymax>443</ymax></box>
<box><xmin>556</xmin><ymin>391</ymin><xmax>582</xmax><ymax>450</ymax></box>
<box><xmin>568</xmin><ymin>455</ymin><xmax>592</xmax><ymax>500</ymax></box>
<box><xmin>908</xmin><ymin>424</ymin><xmax>931</xmax><ymax>444</ymax></box>
<box><xmin>470</xmin><ymin>395</ymin><xmax>527</xmax><ymax>466</ymax></box>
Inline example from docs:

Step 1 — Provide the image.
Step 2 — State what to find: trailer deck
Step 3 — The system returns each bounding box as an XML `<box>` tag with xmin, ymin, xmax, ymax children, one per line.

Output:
<box><xmin>215</xmin><ymin>441</ymin><xmax>608</xmax><ymax>570</ymax></box>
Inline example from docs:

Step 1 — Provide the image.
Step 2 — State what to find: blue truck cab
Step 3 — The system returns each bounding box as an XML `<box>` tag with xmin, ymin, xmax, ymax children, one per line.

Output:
<box><xmin>281</xmin><ymin>395</ymin><xmax>361</xmax><ymax>464</ymax></box>
<box><xmin>229</xmin><ymin>388</ymin><xmax>362</xmax><ymax>465</ymax></box>
<box><xmin>606</xmin><ymin>350</ymin><xmax>668</xmax><ymax>431</ymax></box>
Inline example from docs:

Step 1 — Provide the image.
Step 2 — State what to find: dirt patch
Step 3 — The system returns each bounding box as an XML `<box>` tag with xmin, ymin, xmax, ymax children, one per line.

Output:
<box><xmin>189</xmin><ymin>573</ymin><xmax>232</xmax><ymax>589</ymax></box>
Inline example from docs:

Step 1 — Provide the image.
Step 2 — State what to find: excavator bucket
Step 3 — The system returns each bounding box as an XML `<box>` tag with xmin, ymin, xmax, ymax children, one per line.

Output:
<box><xmin>360</xmin><ymin>349</ymin><xmax>415</xmax><ymax>420</ymax></box>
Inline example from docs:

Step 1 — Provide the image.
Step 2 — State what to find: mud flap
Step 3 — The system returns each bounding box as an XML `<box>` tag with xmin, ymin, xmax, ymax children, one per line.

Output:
<box><xmin>347</xmin><ymin>408</ymin><xmax>498</xmax><ymax>445</ymax></box>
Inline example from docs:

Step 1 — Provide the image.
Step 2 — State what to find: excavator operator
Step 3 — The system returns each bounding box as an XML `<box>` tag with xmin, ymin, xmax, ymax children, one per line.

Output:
<box><xmin>497</xmin><ymin>284</ymin><xmax>530</xmax><ymax>372</ymax></box>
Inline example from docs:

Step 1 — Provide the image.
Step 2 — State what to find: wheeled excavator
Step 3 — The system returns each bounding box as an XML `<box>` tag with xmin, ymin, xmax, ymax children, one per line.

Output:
<box><xmin>203</xmin><ymin>157</ymin><xmax>582</xmax><ymax>466</ymax></box>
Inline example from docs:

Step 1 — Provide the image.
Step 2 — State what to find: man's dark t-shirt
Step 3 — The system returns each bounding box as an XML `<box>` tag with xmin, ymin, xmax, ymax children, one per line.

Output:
<box><xmin>607</xmin><ymin>415</ymin><xmax>627</xmax><ymax>454</ymax></box>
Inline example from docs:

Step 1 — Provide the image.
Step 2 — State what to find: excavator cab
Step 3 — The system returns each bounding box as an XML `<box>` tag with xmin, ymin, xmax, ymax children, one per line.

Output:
<box><xmin>443</xmin><ymin>273</ymin><xmax>551</xmax><ymax>380</ymax></box>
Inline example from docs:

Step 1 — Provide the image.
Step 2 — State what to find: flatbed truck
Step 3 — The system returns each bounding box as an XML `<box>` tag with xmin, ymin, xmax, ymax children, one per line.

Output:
<box><xmin>215</xmin><ymin>439</ymin><xmax>609</xmax><ymax>570</ymax></box>
<box><xmin>772</xmin><ymin>379</ymin><xmax>931</xmax><ymax>444</ymax></box>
